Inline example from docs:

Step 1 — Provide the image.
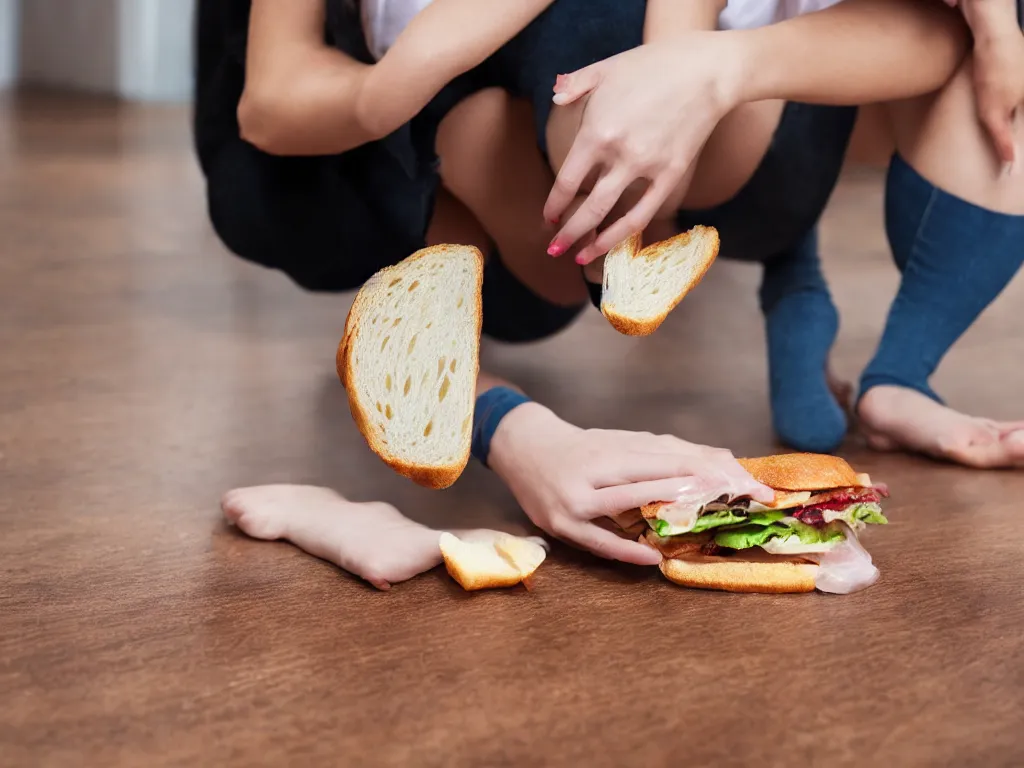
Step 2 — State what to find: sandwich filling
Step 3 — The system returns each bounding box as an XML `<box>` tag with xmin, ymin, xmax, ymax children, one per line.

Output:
<box><xmin>644</xmin><ymin>482</ymin><xmax>889</xmax><ymax>593</ymax></box>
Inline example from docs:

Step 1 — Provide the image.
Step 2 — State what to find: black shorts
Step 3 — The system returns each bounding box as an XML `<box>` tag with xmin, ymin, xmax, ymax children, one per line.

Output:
<box><xmin>195</xmin><ymin>0</ymin><xmax>853</xmax><ymax>332</ymax></box>
<box><xmin>195</xmin><ymin>0</ymin><xmax>595</xmax><ymax>343</ymax></box>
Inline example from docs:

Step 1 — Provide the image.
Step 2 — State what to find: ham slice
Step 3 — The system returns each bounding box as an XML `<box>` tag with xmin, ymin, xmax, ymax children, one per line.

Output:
<box><xmin>811</xmin><ymin>522</ymin><xmax>879</xmax><ymax>594</ymax></box>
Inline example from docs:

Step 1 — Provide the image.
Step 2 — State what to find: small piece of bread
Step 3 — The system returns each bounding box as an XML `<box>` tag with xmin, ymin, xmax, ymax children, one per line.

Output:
<box><xmin>439</xmin><ymin>532</ymin><xmax>546</xmax><ymax>591</ymax></box>
<box><xmin>600</xmin><ymin>226</ymin><xmax>720</xmax><ymax>336</ymax></box>
<box><xmin>737</xmin><ymin>453</ymin><xmax>862</xmax><ymax>492</ymax></box>
<box><xmin>337</xmin><ymin>245</ymin><xmax>483</xmax><ymax>489</ymax></box>
<box><xmin>660</xmin><ymin>554</ymin><xmax>818</xmax><ymax>594</ymax></box>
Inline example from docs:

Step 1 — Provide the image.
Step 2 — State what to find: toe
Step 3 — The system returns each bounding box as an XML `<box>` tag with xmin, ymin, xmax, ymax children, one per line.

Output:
<box><xmin>864</xmin><ymin>430</ymin><xmax>899</xmax><ymax>453</ymax></box>
<box><xmin>220</xmin><ymin>489</ymin><xmax>244</xmax><ymax>523</ymax></box>
<box><xmin>1003</xmin><ymin>430</ymin><xmax>1024</xmax><ymax>465</ymax></box>
<box><xmin>936</xmin><ymin>429</ymin><xmax>1007</xmax><ymax>469</ymax></box>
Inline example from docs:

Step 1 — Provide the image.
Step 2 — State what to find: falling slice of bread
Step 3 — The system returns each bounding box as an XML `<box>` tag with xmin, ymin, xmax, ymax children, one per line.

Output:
<box><xmin>337</xmin><ymin>245</ymin><xmax>483</xmax><ymax>490</ymax></box>
<box><xmin>601</xmin><ymin>225</ymin><xmax>720</xmax><ymax>336</ymax></box>
<box><xmin>439</xmin><ymin>532</ymin><xmax>547</xmax><ymax>591</ymax></box>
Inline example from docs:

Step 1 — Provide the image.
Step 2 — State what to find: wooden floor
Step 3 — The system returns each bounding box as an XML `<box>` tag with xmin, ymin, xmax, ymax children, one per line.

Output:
<box><xmin>2</xmin><ymin>92</ymin><xmax>1023</xmax><ymax>767</ymax></box>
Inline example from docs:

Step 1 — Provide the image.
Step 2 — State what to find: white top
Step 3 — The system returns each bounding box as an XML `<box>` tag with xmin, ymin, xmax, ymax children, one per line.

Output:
<box><xmin>361</xmin><ymin>0</ymin><xmax>844</xmax><ymax>61</ymax></box>
<box><xmin>361</xmin><ymin>0</ymin><xmax>433</xmax><ymax>61</ymax></box>
<box><xmin>719</xmin><ymin>0</ymin><xmax>842</xmax><ymax>30</ymax></box>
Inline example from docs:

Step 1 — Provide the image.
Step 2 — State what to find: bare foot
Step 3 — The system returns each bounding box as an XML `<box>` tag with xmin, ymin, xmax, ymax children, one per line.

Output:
<box><xmin>858</xmin><ymin>386</ymin><xmax>1024</xmax><ymax>469</ymax></box>
<box><xmin>221</xmin><ymin>485</ymin><xmax>547</xmax><ymax>590</ymax></box>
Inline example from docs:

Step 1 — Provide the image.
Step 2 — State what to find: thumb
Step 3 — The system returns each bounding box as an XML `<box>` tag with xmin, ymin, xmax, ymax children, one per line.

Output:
<box><xmin>552</xmin><ymin>64</ymin><xmax>603</xmax><ymax>107</ymax></box>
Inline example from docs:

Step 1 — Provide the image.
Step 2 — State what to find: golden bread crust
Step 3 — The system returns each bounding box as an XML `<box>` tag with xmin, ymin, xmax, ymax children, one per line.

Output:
<box><xmin>602</xmin><ymin>226</ymin><xmax>720</xmax><ymax>336</ymax></box>
<box><xmin>337</xmin><ymin>245</ymin><xmax>483</xmax><ymax>490</ymax></box>
<box><xmin>737</xmin><ymin>453</ymin><xmax>862</xmax><ymax>492</ymax></box>
<box><xmin>659</xmin><ymin>555</ymin><xmax>818</xmax><ymax>593</ymax></box>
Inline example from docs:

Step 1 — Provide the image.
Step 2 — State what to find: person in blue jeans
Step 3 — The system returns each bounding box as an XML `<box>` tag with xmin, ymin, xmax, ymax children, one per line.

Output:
<box><xmin>544</xmin><ymin>0</ymin><xmax>1024</xmax><ymax>469</ymax></box>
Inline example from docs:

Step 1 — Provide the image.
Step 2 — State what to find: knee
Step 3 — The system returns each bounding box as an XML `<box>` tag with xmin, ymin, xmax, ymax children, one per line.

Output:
<box><xmin>483</xmin><ymin>301</ymin><xmax>585</xmax><ymax>343</ymax></box>
<box><xmin>481</xmin><ymin>253</ymin><xmax>585</xmax><ymax>342</ymax></box>
<box><xmin>206</xmin><ymin>178</ymin><xmax>376</xmax><ymax>294</ymax></box>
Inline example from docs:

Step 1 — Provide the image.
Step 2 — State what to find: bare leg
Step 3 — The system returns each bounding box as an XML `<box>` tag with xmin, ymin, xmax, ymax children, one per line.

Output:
<box><xmin>436</xmin><ymin>88</ymin><xmax>588</xmax><ymax>306</ymax></box>
<box><xmin>858</xmin><ymin>57</ymin><xmax>1024</xmax><ymax>468</ymax></box>
<box><xmin>222</xmin><ymin>486</ymin><xmax>546</xmax><ymax>590</ymax></box>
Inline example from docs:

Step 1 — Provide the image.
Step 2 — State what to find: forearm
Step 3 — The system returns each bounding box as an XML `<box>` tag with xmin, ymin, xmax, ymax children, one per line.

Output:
<box><xmin>960</xmin><ymin>0</ymin><xmax>1022</xmax><ymax>44</ymax></box>
<box><xmin>363</xmin><ymin>0</ymin><xmax>555</xmax><ymax>137</ymax></box>
<box><xmin>384</xmin><ymin>0</ymin><xmax>555</xmax><ymax>88</ymax></box>
<box><xmin>476</xmin><ymin>370</ymin><xmax>522</xmax><ymax>398</ymax></box>
<box><xmin>474</xmin><ymin>371</ymin><xmax>574</xmax><ymax>483</ymax></box>
<box><xmin>735</xmin><ymin>0</ymin><xmax>970</xmax><ymax>106</ymax></box>
<box><xmin>644</xmin><ymin>0</ymin><xmax>725</xmax><ymax>41</ymax></box>
<box><xmin>241</xmin><ymin>0</ymin><xmax>553</xmax><ymax>156</ymax></box>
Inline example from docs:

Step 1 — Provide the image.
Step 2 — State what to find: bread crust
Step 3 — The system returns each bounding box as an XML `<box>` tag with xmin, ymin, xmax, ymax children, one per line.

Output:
<box><xmin>337</xmin><ymin>245</ymin><xmax>484</xmax><ymax>490</ymax></box>
<box><xmin>601</xmin><ymin>226</ymin><xmax>720</xmax><ymax>336</ymax></box>
<box><xmin>737</xmin><ymin>453</ymin><xmax>862</xmax><ymax>492</ymax></box>
<box><xmin>660</xmin><ymin>554</ymin><xmax>818</xmax><ymax>593</ymax></box>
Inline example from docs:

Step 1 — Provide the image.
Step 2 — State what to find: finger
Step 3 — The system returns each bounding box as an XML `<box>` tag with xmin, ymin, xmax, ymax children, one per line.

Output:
<box><xmin>565</xmin><ymin>521</ymin><xmax>662</xmax><ymax>566</ymax></box>
<box><xmin>590</xmin><ymin>477</ymin><xmax>709</xmax><ymax>518</ymax></box>
<box><xmin>552</xmin><ymin>65</ymin><xmax>602</xmax><ymax>107</ymax></box>
<box><xmin>553</xmin><ymin>170</ymin><xmax>633</xmax><ymax>263</ymax></box>
<box><xmin>591</xmin><ymin>451</ymin><xmax>717</xmax><ymax>486</ymax></box>
<box><xmin>981</xmin><ymin>107</ymin><xmax>1016</xmax><ymax>166</ymax></box>
<box><xmin>587</xmin><ymin>174</ymin><xmax>681</xmax><ymax>259</ymax></box>
<box><xmin>543</xmin><ymin>138</ymin><xmax>598</xmax><ymax>231</ymax></box>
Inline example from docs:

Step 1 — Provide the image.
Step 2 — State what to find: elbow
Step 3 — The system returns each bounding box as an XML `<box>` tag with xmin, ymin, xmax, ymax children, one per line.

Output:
<box><xmin>237</xmin><ymin>87</ymin><xmax>291</xmax><ymax>155</ymax></box>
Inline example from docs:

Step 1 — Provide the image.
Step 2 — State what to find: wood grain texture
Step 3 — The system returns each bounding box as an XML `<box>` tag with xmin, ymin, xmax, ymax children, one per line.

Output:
<box><xmin>1</xmin><ymin>91</ymin><xmax>1023</xmax><ymax>767</ymax></box>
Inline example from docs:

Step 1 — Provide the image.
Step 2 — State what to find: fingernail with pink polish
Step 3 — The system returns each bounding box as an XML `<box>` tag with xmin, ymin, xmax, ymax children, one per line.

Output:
<box><xmin>547</xmin><ymin>239</ymin><xmax>566</xmax><ymax>257</ymax></box>
<box><xmin>554</xmin><ymin>74</ymin><xmax>568</xmax><ymax>91</ymax></box>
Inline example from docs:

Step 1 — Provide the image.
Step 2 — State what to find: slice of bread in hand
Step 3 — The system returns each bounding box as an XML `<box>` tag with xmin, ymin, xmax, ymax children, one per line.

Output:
<box><xmin>337</xmin><ymin>244</ymin><xmax>483</xmax><ymax>489</ymax></box>
<box><xmin>601</xmin><ymin>225</ymin><xmax>719</xmax><ymax>336</ymax></box>
<box><xmin>439</xmin><ymin>532</ymin><xmax>547</xmax><ymax>591</ymax></box>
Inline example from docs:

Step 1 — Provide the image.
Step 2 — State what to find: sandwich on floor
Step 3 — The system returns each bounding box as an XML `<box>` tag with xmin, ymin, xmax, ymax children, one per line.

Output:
<box><xmin>642</xmin><ymin>453</ymin><xmax>889</xmax><ymax>594</ymax></box>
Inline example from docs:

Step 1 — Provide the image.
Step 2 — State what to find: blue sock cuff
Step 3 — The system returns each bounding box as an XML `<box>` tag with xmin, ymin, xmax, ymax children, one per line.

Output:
<box><xmin>471</xmin><ymin>387</ymin><xmax>532</xmax><ymax>468</ymax></box>
<box><xmin>858</xmin><ymin>375</ymin><xmax>944</xmax><ymax>407</ymax></box>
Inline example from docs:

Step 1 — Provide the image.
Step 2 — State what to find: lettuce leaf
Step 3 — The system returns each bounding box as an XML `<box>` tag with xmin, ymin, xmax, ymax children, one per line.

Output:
<box><xmin>714</xmin><ymin>520</ymin><xmax>844</xmax><ymax>550</ymax></box>
<box><xmin>835</xmin><ymin>502</ymin><xmax>888</xmax><ymax>526</ymax></box>
<box><xmin>745</xmin><ymin>511</ymin><xmax>788</xmax><ymax>526</ymax></box>
<box><xmin>690</xmin><ymin>509</ymin><xmax>748</xmax><ymax>533</ymax></box>
<box><xmin>650</xmin><ymin>518</ymin><xmax>672</xmax><ymax>536</ymax></box>
<box><xmin>650</xmin><ymin>508</ymin><xmax>789</xmax><ymax>536</ymax></box>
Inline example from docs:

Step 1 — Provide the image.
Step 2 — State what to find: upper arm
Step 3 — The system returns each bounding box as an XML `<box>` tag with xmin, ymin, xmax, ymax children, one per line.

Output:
<box><xmin>245</xmin><ymin>0</ymin><xmax>353</xmax><ymax>96</ymax></box>
<box><xmin>239</xmin><ymin>0</ymin><xmax>372</xmax><ymax>152</ymax></box>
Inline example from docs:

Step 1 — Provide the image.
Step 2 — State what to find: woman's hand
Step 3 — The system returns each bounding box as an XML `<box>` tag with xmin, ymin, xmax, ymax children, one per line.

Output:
<box><xmin>944</xmin><ymin>0</ymin><xmax>1024</xmax><ymax>168</ymax></box>
<box><xmin>543</xmin><ymin>35</ymin><xmax>745</xmax><ymax>265</ymax></box>
<box><xmin>487</xmin><ymin>402</ymin><xmax>772</xmax><ymax>565</ymax></box>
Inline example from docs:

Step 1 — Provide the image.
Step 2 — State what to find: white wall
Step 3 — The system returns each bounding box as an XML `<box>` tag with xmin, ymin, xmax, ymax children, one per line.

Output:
<box><xmin>19</xmin><ymin>0</ymin><xmax>120</xmax><ymax>93</ymax></box>
<box><xmin>119</xmin><ymin>0</ymin><xmax>194</xmax><ymax>101</ymax></box>
<box><xmin>17</xmin><ymin>0</ymin><xmax>193</xmax><ymax>101</ymax></box>
<box><xmin>0</xmin><ymin>0</ymin><xmax>18</xmax><ymax>90</ymax></box>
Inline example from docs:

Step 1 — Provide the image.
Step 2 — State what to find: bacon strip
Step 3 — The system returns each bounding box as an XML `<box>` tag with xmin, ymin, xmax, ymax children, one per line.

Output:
<box><xmin>792</xmin><ymin>486</ymin><xmax>887</xmax><ymax>524</ymax></box>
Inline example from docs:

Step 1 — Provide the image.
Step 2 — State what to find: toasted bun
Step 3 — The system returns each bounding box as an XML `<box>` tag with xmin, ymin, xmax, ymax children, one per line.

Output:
<box><xmin>439</xmin><ymin>532</ymin><xmax>546</xmax><ymax>591</ymax></box>
<box><xmin>738</xmin><ymin>453</ymin><xmax>862</xmax><ymax>492</ymax></box>
<box><xmin>337</xmin><ymin>245</ymin><xmax>483</xmax><ymax>490</ymax></box>
<box><xmin>601</xmin><ymin>226</ymin><xmax>719</xmax><ymax>336</ymax></box>
<box><xmin>660</xmin><ymin>554</ymin><xmax>818</xmax><ymax>593</ymax></box>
